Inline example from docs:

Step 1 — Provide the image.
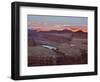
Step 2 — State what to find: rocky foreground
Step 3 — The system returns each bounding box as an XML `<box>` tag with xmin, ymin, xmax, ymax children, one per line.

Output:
<box><xmin>28</xmin><ymin>40</ymin><xmax>87</xmax><ymax>66</ymax></box>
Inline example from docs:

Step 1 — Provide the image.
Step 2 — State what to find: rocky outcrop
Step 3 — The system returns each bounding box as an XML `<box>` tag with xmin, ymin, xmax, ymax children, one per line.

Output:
<box><xmin>28</xmin><ymin>46</ymin><xmax>57</xmax><ymax>66</ymax></box>
<box><xmin>57</xmin><ymin>43</ymin><xmax>82</xmax><ymax>57</ymax></box>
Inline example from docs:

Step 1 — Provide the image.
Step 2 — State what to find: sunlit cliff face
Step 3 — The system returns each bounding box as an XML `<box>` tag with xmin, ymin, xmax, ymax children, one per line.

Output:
<box><xmin>67</xmin><ymin>27</ymin><xmax>81</xmax><ymax>32</ymax></box>
<box><xmin>67</xmin><ymin>27</ymin><xmax>87</xmax><ymax>32</ymax></box>
<box><xmin>31</xmin><ymin>26</ymin><xmax>88</xmax><ymax>33</ymax></box>
<box><xmin>81</xmin><ymin>28</ymin><xmax>87</xmax><ymax>32</ymax></box>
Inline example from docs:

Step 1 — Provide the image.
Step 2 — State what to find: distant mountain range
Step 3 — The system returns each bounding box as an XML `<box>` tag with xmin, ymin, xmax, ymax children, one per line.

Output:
<box><xmin>29</xmin><ymin>27</ymin><xmax>87</xmax><ymax>33</ymax></box>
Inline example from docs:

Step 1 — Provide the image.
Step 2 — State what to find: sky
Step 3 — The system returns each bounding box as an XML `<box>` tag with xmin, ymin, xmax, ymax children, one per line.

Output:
<box><xmin>28</xmin><ymin>15</ymin><xmax>88</xmax><ymax>31</ymax></box>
